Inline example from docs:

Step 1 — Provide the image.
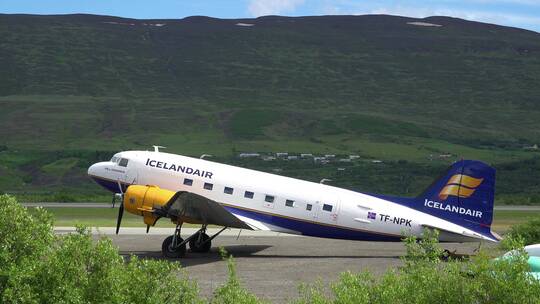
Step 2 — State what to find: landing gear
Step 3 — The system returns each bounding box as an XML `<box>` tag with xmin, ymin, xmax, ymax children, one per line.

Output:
<box><xmin>189</xmin><ymin>230</ymin><xmax>211</xmax><ymax>253</ymax></box>
<box><xmin>161</xmin><ymin>224</ymin><xmax>228</xmax><ymax>258</ymax></box>
<box><xmin>162</xmin><ymin>224</ymin><xmax>186</xmax><ymax>258</ymax></box>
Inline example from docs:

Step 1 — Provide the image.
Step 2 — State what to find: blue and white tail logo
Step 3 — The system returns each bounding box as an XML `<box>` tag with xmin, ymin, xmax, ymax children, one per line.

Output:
<box><xmin>372</xmin><ymin>160</ymin><xmax>497</xmax><ymax>239</ymax></box>
<box><xmin>419</xmin><ymin>160</ymin><xmax>496</xmax><ymax>237</ymax></box>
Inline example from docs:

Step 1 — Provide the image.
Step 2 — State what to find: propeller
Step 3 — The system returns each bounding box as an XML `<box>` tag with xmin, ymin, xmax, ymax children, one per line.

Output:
<box><xmin>115</xmin><ymin>181</ymin><xmax>125</xmax><ymax>234</ymax></box>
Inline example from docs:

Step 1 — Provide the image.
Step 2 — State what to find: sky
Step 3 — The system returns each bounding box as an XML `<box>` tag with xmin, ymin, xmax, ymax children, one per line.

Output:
<box><xmin>2</xmin><ymin>0</ymin><xmax>540</xmax><ymax>32</ymax></box>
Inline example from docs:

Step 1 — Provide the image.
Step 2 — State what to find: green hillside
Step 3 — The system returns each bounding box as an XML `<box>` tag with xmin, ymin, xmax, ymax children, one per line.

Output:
<box><xmin>0</xmin><ymin>14</ymin><xmax>539</xmax><ymax>202</ymax></box>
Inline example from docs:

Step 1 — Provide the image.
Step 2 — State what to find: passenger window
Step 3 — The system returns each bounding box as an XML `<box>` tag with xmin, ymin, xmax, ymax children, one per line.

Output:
<box><xmin>203</xmin><ymin>183</ymin><xmax>213</xmax><ymax>190</ymax></box>
<box><xmin>119</xmin><ymin>158</ymin><xmax>129</xmax><ymax>167</ymax></box>
<box><xmin>244</xmin><ymin>191</ymin><xmax>254</xmax><ymax>199</ymax></box>
<box><xmin>323</xmin><ymin>204</ymin><xmax>333</xmax><ymax>212</ymax></box>
<box><xmin>285</xmin><ymin>200</ymin><xmax>295</xmax><ymax>207</ymax></box>
<box><xmin>224</xmin><ymin>187</ymin><xmax>234</xmax><ymax>195</ymax></box>
<box><xmin>183</xmin><ymin>178</ymin><xmax>193</xmax><ymax>186</ymax></box>
<box><xmin>306</xmin><ymin>204</ymin><xmax>313</xmax><ymax>211</ymax></box>
<box><xmin>265</xmin><ymin>195</ymin><xmax>274</xmax><ymax>203</ymax></box>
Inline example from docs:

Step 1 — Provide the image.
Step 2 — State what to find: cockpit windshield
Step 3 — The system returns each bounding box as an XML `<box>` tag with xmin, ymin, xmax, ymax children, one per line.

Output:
<box><xmin>110</xmin><ymin>154</ymin><xmax>129</xmax><ymax>167</ymax></box>
<box><xmin>118</xmin><ymin>158</ymin><xmax>129</xmax><ymax>167</ymax></box>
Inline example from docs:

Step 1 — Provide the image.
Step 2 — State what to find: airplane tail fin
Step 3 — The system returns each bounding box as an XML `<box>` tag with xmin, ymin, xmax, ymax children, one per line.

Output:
<box><xmin>415</xmin><ymin>160</ymin><xmax>497</xmax><ymax>240</ymax></box>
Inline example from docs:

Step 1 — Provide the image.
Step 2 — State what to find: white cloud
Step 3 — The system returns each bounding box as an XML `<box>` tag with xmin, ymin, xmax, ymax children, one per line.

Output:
<box><xmin>247</xmin><ymin>0</ymin><xmax>305</xmax><ymax>17</ymax></box>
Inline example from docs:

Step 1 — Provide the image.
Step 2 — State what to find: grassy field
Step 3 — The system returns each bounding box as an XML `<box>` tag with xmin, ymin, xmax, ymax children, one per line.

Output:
<box><xmin>490</xmin><ymin>210</ymin><xmax>540</xmax><ymax>232</ymax></box>
<box><xmin>27</xmin><ymin>207</ymin><xmax>190</xmax><ymax>228</ymax></box>
<box><xmin>0</xmin><ymin>14</ymin><xmax>539</xmax><ymax>203</ymax></box>
<box><xmin>27</xmin><ymin>207</ymin><xmax>539</xmax><ymax>233</ymax></box>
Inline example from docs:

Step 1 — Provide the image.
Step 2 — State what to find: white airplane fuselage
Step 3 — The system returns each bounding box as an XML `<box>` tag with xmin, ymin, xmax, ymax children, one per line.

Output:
<box><xmin>88</xmin><ymin>150</ymin><xmax>497</xmax><ymax>242</ymax></box>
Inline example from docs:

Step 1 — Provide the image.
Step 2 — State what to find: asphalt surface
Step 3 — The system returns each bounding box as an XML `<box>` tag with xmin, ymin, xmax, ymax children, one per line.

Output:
<box><xmin>54</xmin><ymin>227</ymin><xmax>492</xmax><ymax>303</ymax></box>
<box><xmin>26</xmin><ymin>202</ymin><xmax>540</xmax><ymax>211</ymax></box>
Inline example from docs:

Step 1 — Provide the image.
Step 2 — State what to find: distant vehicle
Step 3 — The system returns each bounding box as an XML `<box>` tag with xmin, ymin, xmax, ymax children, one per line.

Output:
<box><xmin>88</xmin><ymin>149</ymin><xmax>500</xmax><ymax>258</ymax></box>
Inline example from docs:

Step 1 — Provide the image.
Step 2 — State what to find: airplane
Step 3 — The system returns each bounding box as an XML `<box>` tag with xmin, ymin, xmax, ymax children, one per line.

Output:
<box><xmin>87</xmin><ymin>147</ymin><xmax>501</xmax><ymax>258</ymax></box>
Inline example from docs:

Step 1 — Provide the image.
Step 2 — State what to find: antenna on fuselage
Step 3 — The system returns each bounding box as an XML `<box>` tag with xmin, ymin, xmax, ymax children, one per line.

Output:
<box><xmin>320</xmin><ymin>178</ymin><xmax>332</xmax><ymax>184</ymax></box>
<box><xmin>200</xmin><ymin>154</ymin><xmax>213</xmax><ymax>159</ymax></box>
<box><xmin>153</xmin><ymin>145</ymin><xmax>166</xmax><ymax>152</ymax></box>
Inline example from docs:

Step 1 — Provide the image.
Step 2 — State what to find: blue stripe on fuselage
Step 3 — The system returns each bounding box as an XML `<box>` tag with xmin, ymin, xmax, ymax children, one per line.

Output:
<box><xmin>90</xmin><ymin>175</ymin><xmax>401</xmax><ymax>241</ymax></box>
<box><xmin>90</xmin><ymin>176</ymin><xmax>128</xmax><ymax>193</ymax></box>
<box><xmin>223</xmin><ymin>205</ymin><xmax>402</xmax><ymax>241</ymax></box>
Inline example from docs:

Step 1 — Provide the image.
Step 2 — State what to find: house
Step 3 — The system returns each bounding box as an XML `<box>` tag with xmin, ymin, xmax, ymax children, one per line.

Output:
<box><xmin>239</xmin><ymin>153</ymin><xmax>260</xmax><ymax>158</ymax></box>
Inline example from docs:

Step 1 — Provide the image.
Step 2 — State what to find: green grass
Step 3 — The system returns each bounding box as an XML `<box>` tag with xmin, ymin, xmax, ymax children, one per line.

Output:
<box><xmin>41</xmin><ymin>158</ymin><xmax>79</xmax><ymax>176</ymax></box>
<box><xmin>26</xmin><ymin>207</ymin><xmax>188</xmax><ymax>228</ymax></box>
<box><xmin>492</xmin><ymin>210</ymin><xmax>540</xmax><ymax>232</ymax></box>
<box><xmin>229</xmin><ymin>109</ymin><xmax>281</xmax><ymax>139</ymax></box>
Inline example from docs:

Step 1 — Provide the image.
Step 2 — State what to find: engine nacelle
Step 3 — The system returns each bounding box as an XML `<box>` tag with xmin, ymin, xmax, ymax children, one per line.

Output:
<box><xmin>123</xmin><ymin>185</ymin><xmax>176</xmax><ymax>226</ymax></box>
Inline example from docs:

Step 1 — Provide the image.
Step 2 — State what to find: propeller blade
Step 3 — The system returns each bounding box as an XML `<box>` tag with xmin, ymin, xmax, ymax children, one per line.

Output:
<box><xmin>117</xmin><ymin>180</ymin><xmax>124</xmax><ymax>195</ymax></box>
<box><xmin>116</xmin><ymin>202</ymin><xmax>124</xmax><ymax>234</ymax></box>
<box><xmin>115</xmin><ymin>180</ymin><xmax>127</xmax><ymax>234</ymax></box>
<box><xmin>146</xmin><ymin>225</ymin><xmax>150</xmax><ymax>234</ymax></box>
<box><xmin>111</xmin><ymin>193</ymin><xmax>116</xmax><ymax>208</ymax></box>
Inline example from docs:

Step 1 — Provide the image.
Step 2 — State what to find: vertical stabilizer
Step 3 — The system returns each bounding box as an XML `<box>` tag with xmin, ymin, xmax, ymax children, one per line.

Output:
<box><xmin>417</xmin><ymin>160</ymin><xmax>497</xmax><ymax>239</ymax></box>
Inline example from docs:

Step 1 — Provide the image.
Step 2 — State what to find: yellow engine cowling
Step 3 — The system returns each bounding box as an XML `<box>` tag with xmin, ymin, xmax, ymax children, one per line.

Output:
<box><xmin>123</xmin><ymin>185</ymin><xmax>176</xmax><ymax>226</ymax></box>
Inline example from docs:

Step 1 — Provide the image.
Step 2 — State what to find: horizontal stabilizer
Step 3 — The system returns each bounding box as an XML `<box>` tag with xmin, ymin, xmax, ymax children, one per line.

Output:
<box><xmin>422</xmin><ymin>223</ymin><xmax>501</xmax><ymax>242</ymax></box>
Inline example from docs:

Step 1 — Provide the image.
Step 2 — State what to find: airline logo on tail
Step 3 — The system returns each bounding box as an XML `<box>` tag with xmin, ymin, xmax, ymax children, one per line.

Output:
<box><xmin>438</xmin><ymin>174</ymin><xmax>483</xmax><ymax>200</ymax></box>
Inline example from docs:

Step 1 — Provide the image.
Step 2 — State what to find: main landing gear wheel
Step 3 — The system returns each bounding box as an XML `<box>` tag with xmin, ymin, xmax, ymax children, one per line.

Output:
<box><xmin>162</xmin><ymin>235</ymin><xmax>186</xmax><ymax>258</ymax></box>
<box><xmin>189</xmin><ymin>232</ymin><xmax>211</xmax><ymax>253</ymax></box>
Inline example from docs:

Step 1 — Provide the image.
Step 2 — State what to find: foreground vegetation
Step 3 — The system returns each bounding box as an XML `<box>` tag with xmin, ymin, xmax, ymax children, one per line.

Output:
<box><xmin>296</xmin><ymin>232</ymin><xmax>540</xmax><ymax>304</ymax></box>
<box><xmin>2</xmin><ymin>195</ymin><xmax>540</xmax><ymax>303</ymax></box>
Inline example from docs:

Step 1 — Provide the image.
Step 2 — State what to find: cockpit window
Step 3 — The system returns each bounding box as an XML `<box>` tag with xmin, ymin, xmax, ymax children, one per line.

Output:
<box><xmin>110</xmin><ymin>156</ymin><xmax>119</xmax><ymax>163</ymax></box>
<box><xmin>118</xmin><ymin>158</ymin><xmax>129</xmax><ymax>167</ymax></box>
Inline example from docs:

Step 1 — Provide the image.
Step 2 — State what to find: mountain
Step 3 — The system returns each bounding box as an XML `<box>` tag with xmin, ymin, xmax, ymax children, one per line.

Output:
<box><xmin>0</xmin><ymin>14</ymin><xmax>539</xmax><ymax>202</ymax></box>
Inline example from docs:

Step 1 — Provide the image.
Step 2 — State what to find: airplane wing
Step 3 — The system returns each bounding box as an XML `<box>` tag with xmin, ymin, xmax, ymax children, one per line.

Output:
<box><xmin>159</xmin><ymin>191</ymin><xmax>255</xmax><ymax>230</ymax></box>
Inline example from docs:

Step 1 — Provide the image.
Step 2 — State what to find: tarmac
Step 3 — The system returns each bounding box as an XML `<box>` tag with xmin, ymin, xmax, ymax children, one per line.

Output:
<box><xmin>55</xmin><ymin>227</ymin><xmax>492</xmax><ymax>303</ymax></box>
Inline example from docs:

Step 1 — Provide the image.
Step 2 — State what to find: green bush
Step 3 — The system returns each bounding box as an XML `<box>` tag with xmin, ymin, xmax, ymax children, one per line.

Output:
<box><xmin>503</xmin><ymin>216</ymin><xmax>540</xmax><ymax>246</ymax></box>
<box><xmin>0</xmin><ymin>195</ymin><xmax>202</xmax><ymax>304</ymax></box>
<box><xmin>295</xmin><ymin>229</ymin><xmax>540</xmax><ymax>304</ymax></box>
<box><xmin>211</xmin><ymin>249</ymin><xmax>262</xmax><ymax>304</ymax></box>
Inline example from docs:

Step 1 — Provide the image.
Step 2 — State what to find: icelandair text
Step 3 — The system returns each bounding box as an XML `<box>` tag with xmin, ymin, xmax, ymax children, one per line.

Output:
<box><xmin>146</xmin><ymin>158</ymin><xmax>213</xmax><ymax>179</ymax></box>
<box><xmin>424</xmin><ymin>199</ymin><xmax>482</xmax><ymax>218</ymax></box>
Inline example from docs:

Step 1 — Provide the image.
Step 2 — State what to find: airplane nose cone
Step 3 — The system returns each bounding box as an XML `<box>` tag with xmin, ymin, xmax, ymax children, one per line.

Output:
<box><xmin>88</xmin><ymin>163</ymin><xmax>99</xmax><ymax>176</ymax></box>
<box><xmin>87</xmin><ymin>162</ymin><xmax>118</xmax><ymax>193</ymax></box>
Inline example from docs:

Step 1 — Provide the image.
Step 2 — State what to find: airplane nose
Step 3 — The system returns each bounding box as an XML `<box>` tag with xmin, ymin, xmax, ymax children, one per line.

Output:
<box><xmin>88</xmin><ymin>163</ymin><xmax>99</xmax><ymax>176</ymax></box>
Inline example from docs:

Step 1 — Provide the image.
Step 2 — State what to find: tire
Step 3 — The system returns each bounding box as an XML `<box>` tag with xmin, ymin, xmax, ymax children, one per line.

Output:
<box><xmin>162</xmin><ymin>235</ymin><xmax>186</xmax><ymax>258</ymax></box>
<box><xmin>189</xmin><ymin>232</ymin><xmax>211</xmax><ymax>253</ymax></box>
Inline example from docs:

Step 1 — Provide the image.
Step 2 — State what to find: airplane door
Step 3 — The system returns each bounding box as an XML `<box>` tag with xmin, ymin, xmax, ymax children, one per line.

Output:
<box><xmin>316</xmin><ymin>195</ymin><xmax>341</xmax><ymax>224</ymax></box>
<box><xmin>311</xmin><ymin>201</ymin><xmax>320</xmax><ymax>219</ymax></box>
<box><xmin>124</xmin><ymin>160</ymin><xmax>138</xmax><ymax>185</ymax></box>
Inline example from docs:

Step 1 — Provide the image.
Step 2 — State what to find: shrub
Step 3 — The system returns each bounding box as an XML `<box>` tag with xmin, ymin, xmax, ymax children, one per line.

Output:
<box><xmin>0</xmin><ymin>195</ymin><xmax>202</xmax><ymax>304</ymax></box>
<box><xmin>295</xmin><ymin>229</ymin><xmax>540</xmax><ymax>304</ymax></box>
<box><xmin>211</xmin><ymin>249</ymin><xmax>262</xmax><ymax>304</ymax></box>
<box><xmin>503</xmin><ymin>216</ymin><xmax>540</xmax><ymax>247</ymax></box>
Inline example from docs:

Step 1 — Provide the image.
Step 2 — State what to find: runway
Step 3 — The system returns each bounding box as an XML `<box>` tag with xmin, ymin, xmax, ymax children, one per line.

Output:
<box><xmin>57</xmin><ymin>227</ymin><xmax>490</xmax><ymax>303</ymax></box>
